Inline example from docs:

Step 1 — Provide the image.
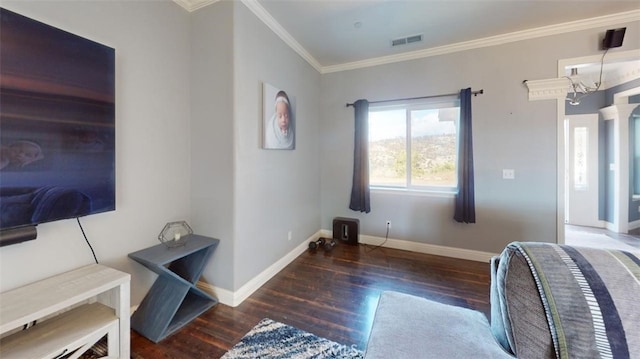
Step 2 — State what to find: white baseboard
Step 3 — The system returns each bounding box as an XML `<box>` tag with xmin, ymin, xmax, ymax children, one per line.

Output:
<box><xmin>197</xmin><ymin>283</ymin><xmax>234</xmax><ymax>307</ymax></box>
<box><xmin>195</xmin><ymin>229</ymin><xmax>495</xmax><ymax>308</ymax></box>
<box><xmin>320</xmin><ymin>229</ymin><xmax>497</xmax><ymax>263</ymax></box>
<box><xmin>197</xmin><ymin>230</ymin><xmax>323</xmax><ymax>307</ymax></box>
<box><xmin>605</xmin><ymin>221</ymin><xmax>616</xmax><ymax>232</ymax></box>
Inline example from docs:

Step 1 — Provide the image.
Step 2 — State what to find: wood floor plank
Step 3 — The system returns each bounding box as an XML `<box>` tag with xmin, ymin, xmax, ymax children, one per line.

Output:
<box><xmin>131</xmin><ymin>243</ymin><xmax>491</xmax><ymax>358</ymax></box>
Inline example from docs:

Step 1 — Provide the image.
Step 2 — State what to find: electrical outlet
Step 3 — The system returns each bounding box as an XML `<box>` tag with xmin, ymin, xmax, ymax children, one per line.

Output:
<box><xmin>386</xmin><ymin>220</ymin><xmax>391</xmax><ymax>229</ymax></box>
<box><xmin>288</xmin><ymin>230</ymin><xmax>292</xmax><ymax>241</ymax></box>
<box><xmin>502</xmin><ymin>169</ymin><xmax>515</xmax><ymax>180</ymax></box>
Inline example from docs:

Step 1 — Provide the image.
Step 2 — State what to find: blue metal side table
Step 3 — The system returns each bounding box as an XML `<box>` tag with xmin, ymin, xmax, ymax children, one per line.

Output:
<box><xmin>128</xmin><ymin>234</ymin><xmax>219</xmax><ymax>342</ymax></box>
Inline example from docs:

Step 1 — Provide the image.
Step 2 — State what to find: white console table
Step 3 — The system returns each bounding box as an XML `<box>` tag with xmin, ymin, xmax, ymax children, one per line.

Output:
<box><xmin>0</xmin><ymin>264</ymin><xmax>130</xmax><ymax>359</ymax></box>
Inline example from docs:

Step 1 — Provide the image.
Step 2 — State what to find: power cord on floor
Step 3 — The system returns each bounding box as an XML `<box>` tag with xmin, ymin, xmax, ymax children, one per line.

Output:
<box><xmin>365</xmin><ymin>222</ymin><xmax>389</xmax><ymax>252</ymax></box>
<box><xmin>77</xmin><ymin>217</ymin><xmax>99</xmax><ymax>264</ymax></box>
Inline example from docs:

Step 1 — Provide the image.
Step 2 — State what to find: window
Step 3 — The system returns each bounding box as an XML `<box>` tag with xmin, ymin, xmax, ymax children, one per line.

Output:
<box><xmin>368</xmin><ymin>99</ymin><xmax>460</xmax><ymax>192</ymax></box>
<box><xmin>573</xmin><ymin>126</ymin><xmax>588</xmax><ymax>190</ymax></box>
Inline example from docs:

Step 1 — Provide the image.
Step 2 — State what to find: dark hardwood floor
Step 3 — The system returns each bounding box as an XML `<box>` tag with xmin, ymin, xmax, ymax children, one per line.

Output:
<box><xmin>131</xmin><ymin>242</ymin><xmax>492</xmax><ymax>358</ymax></box>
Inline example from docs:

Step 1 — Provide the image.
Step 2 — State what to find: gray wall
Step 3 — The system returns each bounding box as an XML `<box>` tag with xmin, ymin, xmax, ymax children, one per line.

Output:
<box><xmin>190</xmin><ymin>1</ymin><xmax>236</xmax><ymax>290</ymax></box>
<box><xmin>232</xmin><ymin>2</ymin><xmax>321</xmax><ymax>289</ymax></box>
<box><xmin>0</xmin><ymin>0</ymin><xmax>321</xmax><ymax>300</ymax></box>
<box><xmin>564</xmin><ymin>78</ymin><xmax>640</xmax><ymax>116</ymax></box>
<box><xmin>606</xmin><ymin>78</ymin><xmax>640</xmax><ymax>104</ymax></box>
<box><xmin>189</xmin><ymin>2</ymin><xmax>322</xmax><ymax>291</ymax></box>
<box><xmin>0</xmin><ymin>1</ymin><xmax>192</xmax><ymax>306</ymax></box>
<box><xmin>566</xmin><ymin>91</ymin><xmax>606</xmax><ymax>115</ymax></box>
<box><xmin>320</xmin><ymin>21</ymin><xmax>639</xmax><ymax>254</ymax></box>
<box><xmin>1</xmin><ymin>1</ymin><xmax>637</xmax><ymax>303</ymax></box>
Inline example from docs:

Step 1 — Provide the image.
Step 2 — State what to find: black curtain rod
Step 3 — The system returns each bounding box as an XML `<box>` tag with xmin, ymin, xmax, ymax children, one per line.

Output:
<box><xmin>346</xmin><ymin>89</ymin><xmax>484</xmax><ymax>107</ymax></box>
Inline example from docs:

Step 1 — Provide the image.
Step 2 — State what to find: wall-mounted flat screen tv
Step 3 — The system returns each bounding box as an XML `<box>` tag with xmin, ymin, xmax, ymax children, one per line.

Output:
<box><xmin>0</xmin><ymin>8</ymin><xmax>115</xmax><ymax>240</ymax></box>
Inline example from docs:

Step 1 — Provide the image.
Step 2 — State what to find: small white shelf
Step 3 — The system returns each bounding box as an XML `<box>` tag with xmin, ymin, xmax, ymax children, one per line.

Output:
<box><xmin>0</xmin><ymin>264</ymin><xmax>130</xmax><ymax>359</ymax></box>
<box><xmin>0</xmin><ymin>302</ymin><xmax>117</xmax><ymax>359</ymax></box>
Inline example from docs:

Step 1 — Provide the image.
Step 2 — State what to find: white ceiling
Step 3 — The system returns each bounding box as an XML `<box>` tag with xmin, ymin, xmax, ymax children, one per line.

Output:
<box><xmin>256</xmin><ymin>0</ymin><xmax>638</xmax><ymax>66</ymax></box>
<box><xmin>177</xmin><ymin>0</ymin><xmax>640</xmax><ymax>75</ymax></box>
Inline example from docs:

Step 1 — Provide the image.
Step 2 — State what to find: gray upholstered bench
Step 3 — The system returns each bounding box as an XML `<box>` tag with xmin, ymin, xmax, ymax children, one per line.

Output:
<box><xmin>365</xmin><ymin>291</ymin><xmax>512</xmax><ymax>358</ymax></box>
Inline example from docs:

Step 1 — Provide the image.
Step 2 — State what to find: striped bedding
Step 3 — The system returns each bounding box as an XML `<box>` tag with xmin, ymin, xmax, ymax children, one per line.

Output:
<box><xmin>511</xmin><ymin>242</ymin><xmax>639</xmax><ymax>359</ymax></box>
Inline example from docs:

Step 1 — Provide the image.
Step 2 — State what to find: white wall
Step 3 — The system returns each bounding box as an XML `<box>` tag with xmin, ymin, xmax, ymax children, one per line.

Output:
<box><xmin>0</xmin><ymin>1</ymin><xmax>192</xmax><ymax>306</ymax></box>
<box><xmin>320</xmin><ymin>20</ymin><xmax>639</xmax><ymax>254</ymax></box>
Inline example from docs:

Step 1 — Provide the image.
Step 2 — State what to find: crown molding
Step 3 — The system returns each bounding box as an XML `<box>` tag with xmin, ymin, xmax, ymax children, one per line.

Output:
<box><xmin>240</xmin><ymin>0</ymin><xmax>323</xmax><ymax>73</ymax></box>
<box><xmin>173</xmin><ymin>0</ymin><xmax>220</xmax><ymax>12</ymax></box>
<box><xmin>524</xmin><ymin>78</ymin><xmax>570</xmax><ymax>101</ymax></box>
<box><xmin>603</xmin><ymin>66</ymin><xmax>640</xmax><ymax>89</ymax></box>
<box><xmin>171</xmin><ymin>0</ymin><xmax>322</xmax><ymax>72</ymax></box>
<box><xmin>321</xmin><ymin>9</ymin><xmax>640</xmax><ymax>74</ymax></box>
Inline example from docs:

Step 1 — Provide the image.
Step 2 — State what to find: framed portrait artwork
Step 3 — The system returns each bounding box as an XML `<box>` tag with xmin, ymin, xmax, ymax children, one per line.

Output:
<box><xmin>263</xmin><ymin>82</ymin><xmax>295</xmax><ymax>150</ymax></box>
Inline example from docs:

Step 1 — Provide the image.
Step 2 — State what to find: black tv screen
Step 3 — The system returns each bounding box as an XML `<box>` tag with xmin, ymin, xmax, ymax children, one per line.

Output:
<box><xmin>0</xmin><ymin>8</ymin><xmax>115</xmax><ymax>234</ymax></box>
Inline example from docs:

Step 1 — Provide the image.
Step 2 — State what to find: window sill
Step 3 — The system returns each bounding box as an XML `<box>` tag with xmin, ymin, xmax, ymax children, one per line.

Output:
<box><xmin>370</xmin><ymin>186</ymin><xmax>456</xmax><ymax>198</ymax></box>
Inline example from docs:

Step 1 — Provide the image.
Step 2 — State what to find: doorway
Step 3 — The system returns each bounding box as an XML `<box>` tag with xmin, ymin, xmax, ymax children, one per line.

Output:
<box><xmin>556</xmin><ymin>49</ymin><xmax>640</xmax><ymax>245</ymax></box>
<box><xmin>565</xmin><ymin>114</ymin><xmax>600</xmax><ymax>228</ymax></box>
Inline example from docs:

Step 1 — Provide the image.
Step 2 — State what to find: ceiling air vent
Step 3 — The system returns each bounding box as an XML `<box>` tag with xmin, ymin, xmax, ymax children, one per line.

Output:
<box><xmin>406</xmin><ymin>34</ymin><xmax>422</xmax><ymax>43</ymax></box>
<box><xmin>391</xmin><ymin>38</ymin><xmax>407</xmax><ymax>47</ymax></box>
<box><xmin>391</xmin><ymin>34</ymin><xmax>423</xmax><ymax>47</ymax></box>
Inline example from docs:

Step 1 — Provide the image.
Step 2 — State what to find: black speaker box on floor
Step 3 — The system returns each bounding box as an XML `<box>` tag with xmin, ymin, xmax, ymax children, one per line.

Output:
<box><xmin>333</xmin><ymin>217</ymin><xmax>359</xmax><ymax>245</ymax></box>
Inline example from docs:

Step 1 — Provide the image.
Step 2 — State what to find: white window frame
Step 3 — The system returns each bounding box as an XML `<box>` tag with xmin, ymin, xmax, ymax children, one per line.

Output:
<box><xmin>368</xmin><ymin>98</ymin><xmax>460</xmax><ymax>194</ymax></box>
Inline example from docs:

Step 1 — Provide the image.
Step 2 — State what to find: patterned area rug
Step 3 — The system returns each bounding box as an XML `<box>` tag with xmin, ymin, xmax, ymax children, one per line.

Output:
<box><xmin>221</xmin><ymin>318</ymin><xmax>364</xmax><ymax>359</ymax></box>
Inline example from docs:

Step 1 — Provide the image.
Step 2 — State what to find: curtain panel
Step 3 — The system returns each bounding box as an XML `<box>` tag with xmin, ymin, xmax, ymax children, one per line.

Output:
<box><xmin>349</xmin><ymin>99</ymin><xmax>371</xmax><ymax>213</ymax></box>
<box><xmin>454</xmin><ymin>88</ymin><xmax>475</xmax><ymax>223</ymax></box>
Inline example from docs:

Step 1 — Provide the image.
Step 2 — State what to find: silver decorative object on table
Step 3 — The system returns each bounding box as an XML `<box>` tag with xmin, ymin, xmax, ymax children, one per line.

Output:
<box><xmin>158</xmin><ymin>220</ymin><xmax>193</xmax><ymax>248</ymax></box>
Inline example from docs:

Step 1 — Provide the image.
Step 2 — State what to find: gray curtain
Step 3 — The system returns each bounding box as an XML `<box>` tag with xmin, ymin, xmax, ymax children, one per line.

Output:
<box><xmin>349</xmin><ymin>99</ymin><xmax>371</xmax><ymax>213</ymax></box>
<box><xmin>454</xmin><ymin>88</ymin><xmax>475</xmax><ymax>223</ymax></box>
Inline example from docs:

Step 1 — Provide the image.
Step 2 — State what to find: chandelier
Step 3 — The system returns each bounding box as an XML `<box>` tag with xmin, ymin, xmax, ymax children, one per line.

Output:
<box><xmin>565</xmin><ymin>49</ymin><xmax>608</xmax><ymax>106</ymax></box>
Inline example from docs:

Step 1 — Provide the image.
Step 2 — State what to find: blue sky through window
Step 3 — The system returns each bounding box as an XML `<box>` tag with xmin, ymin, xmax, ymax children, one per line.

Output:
<box><xmin>369</xmin><ymin>108</ymin><xmax>457</xmax><ymax>141</ymax></box>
